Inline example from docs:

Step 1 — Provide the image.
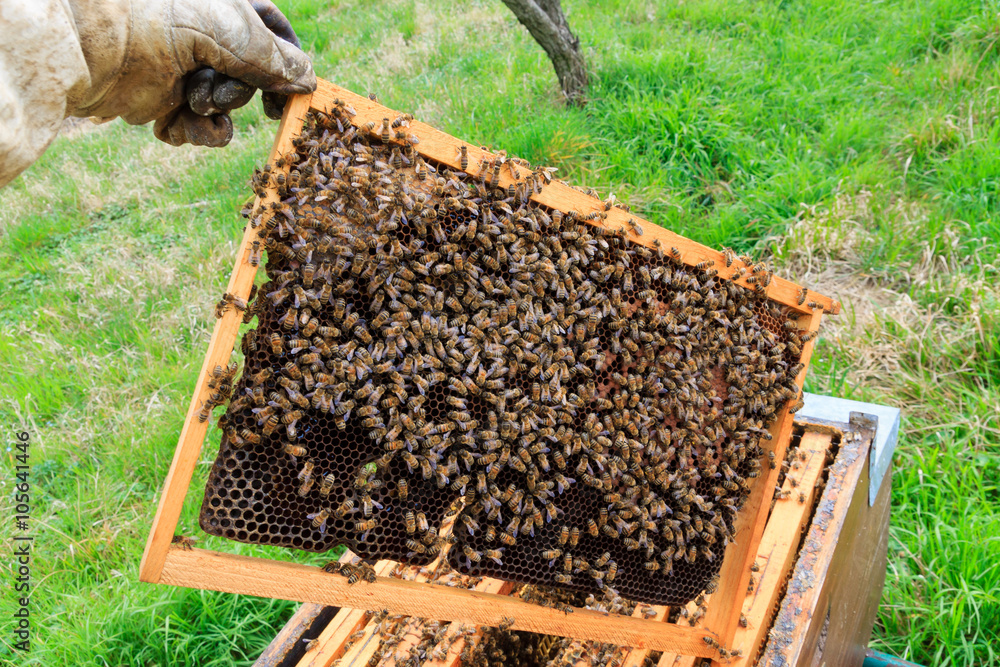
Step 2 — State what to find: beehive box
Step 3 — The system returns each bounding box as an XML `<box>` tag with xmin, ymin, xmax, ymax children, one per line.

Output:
<box><xmin>252</xmin><ymin>411</ymin><xmax>892</xmax><ymax>667</ymax></box>
<box><xmin>139</xmin><ymin>79</ymin><xmax>839</xmax><ymax>660</ymax></box>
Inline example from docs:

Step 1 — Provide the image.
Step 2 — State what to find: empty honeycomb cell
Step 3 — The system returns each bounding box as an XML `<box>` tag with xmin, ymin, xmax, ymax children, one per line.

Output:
<box><xmin>199</xmin><ymin>104</ymin><xmax>810</xmax><ymax>605</ymax></box>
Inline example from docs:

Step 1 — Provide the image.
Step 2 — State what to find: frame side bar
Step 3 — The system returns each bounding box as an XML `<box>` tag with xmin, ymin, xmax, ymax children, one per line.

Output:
<box><xmin>701</xmin><ymin>307</ymin><xmax>824</xmax><ymax>649</ymax></box>
<box><xmin>139</xmin><ymin>93</ymin><xmax>313</xmax><ymax>583</ymax></box>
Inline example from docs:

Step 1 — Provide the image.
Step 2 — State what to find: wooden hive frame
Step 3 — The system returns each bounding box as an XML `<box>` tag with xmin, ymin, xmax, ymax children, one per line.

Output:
<box><xmin>139</xmin><ymin>78</ymin><xmax>840</xmax><ymax>661</ymax></box>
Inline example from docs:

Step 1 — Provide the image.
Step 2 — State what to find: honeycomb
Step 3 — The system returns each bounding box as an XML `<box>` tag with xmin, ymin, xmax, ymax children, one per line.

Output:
<box><xmin>199</xmin><ymin>103</ymin><xmax>810</xmax><ymax>605</ymax></box>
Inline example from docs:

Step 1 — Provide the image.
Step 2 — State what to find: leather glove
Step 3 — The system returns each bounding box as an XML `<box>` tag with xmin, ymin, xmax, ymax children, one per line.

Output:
<box><xmin>184</xmin><ymin>1</ymin><xmax>304</xmax><ymax>124</ymax></box>
<box><xmin>68</xmin><ymin>0</ymin><xmax>316</xmax><ymax>147</ymax></box>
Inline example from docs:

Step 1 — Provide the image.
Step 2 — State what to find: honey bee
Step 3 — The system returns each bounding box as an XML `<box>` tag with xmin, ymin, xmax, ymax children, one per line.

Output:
<box><xmin>237</xmin><ymin>428</ymin><xmax>260</xmax><ymax>445</ymax></box>
<box><xmin>294</xmin><ymin>463</ymin><xmax>316</xmax><ymax>496</ymax></box>
<box><xmin>283</xmin><ymin>361</ymin><xmax>303</xmax><ymax>381</ymax></box>
<box><xmin>319</xmin><ymin>473</ymin><xmax>335</xmax><ymax>497</ymax></box>
<box><xmin>401</xmin><ymin>509</ymin><xmax>417</xmax><ymax>534</ymax></box>
<box><xmin>721</xmin><ymin>247</ymin><xmax>736</xmax><ymax>267</ymax></box>
<box><xmin>354</xmin><ymin>325</ymin><xmax>373</xmax><ymax>344</ymax></box>
<box><xmin>339</xmin><ymin>563</ymin><xmax>363</xmax><ymax>585</ymax></box>
<box><xmin>248</xmin><ymin>368</ymin><xmax>272</xmax><ymax>386</ymax></box>
<box><xmin>625</xmin><ymin>218</ymin><xmax>643</xmax><ymax>236</ymax></box>
<box><xmin>171</xmin><ymin>535</ymin><xmax>197</xmax><ymax>550</ymax></box>
<box><xmin>296</xmin><ymin>460</ymin><xmax>315</xmax><ymax>480</ymax></box>
<box><xmin>332</xmin><ymin>499</ymin><xmax>355</xmax><ymax>519</ymax></box>
<box><xmin>214</xmin><ymin>292</ymin><xmax>244</xmax><ymax>318</ymax></box>
<box><xmin>269</xmin><ymin>333</ymin><xmax>284</xmax><ymax>355</ymax></box>
<box><xmin>406</xmin><ymin>538</ymin><xmax>427</xmax><ymax>554</ymax></box>
<box><xmin>261</xmin><ymin>414</ymin><xmax>280</xmax><ymax>436</ymax></box>
<box><xmin>249</xmin><ymin>384</ymin><xmax>266</xmax><ymax>406</ymax></box>
<box><xmin>248</xmin><ymin>240</ymin><xmax>262</xmax><ymax>267</ymax></box>
<box><xmin>307</xmin><ymin>508</ymin><xmax>330</xmax><ymax>533</ymax></box>
<box><xmin>362</xmin><ymin>493</ymin><xmax>384</xmax><ymax>518</ymax></box>
<box><xmin>354</xmin><ymin>518</ymin><xmax>377</xmax><ymax>533</ymax></box>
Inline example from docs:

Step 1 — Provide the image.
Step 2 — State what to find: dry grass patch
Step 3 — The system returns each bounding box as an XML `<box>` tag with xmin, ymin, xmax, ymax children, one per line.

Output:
<box><xmin>774</xmin><ymin>188</ymin><xmax>998</xmax><ymax>429</ymax></box>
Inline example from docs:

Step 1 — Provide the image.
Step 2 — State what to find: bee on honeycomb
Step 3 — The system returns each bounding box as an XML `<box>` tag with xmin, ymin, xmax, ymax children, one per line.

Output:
<box><xmin>200</xmin><ymin>101</ymin><xmax>811</xmax><ymax>606</ymax></box>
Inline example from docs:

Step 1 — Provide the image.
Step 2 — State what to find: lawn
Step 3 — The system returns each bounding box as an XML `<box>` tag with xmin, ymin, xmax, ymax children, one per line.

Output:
<box><xmin>1</xmin><ymin>0</ymin><xmax>998</xmax><ymax>664</ymax></box>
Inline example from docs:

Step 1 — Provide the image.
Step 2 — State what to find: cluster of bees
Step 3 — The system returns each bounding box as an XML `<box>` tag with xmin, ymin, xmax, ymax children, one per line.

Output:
<box><xmin>774</xmin><ymin>442</ymin><xmax>811</xmax><ymax>503</ymax></box>
<box><xmin>512</xmin><ymin>584</ymin><xmax>667</xmax><ymax>667</ymax></box>
<box><xmin>353</xmin><ymin>612</ymin><xmax>483</xmax><ymax>666</ymax></box>
<box><xmin>322</xmin><ymin>559</ymin><xmax>377</xmax><ymax>584</ymax></box>
<box><xmin>197</xmin><ymin>361</ymin><xmax>238</xmax><ymax>423</ymax></box>
<box><xmin>270</xmin><ymin>440</ymin><xmax>818</xmax><ymax>667</ymax></box>
<box><xmin>209</xmin><ymin>97</ymin><xmax>811</xmax><ymax>605</ymax></box>
<box><xmin>311</xmin><ymin>556</ymin><xmax>537</xmax><ymax>667</ymax></box>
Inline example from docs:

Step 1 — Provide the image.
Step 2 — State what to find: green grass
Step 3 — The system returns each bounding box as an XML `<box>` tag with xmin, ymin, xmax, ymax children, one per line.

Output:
<box><xmin>1</xmin><ymin>0</ymin><xmax>998</xmax><ymax>664</ymax></box>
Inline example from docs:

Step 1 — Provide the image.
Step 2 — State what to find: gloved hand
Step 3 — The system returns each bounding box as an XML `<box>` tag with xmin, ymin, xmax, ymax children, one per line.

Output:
<box><xmin>183</xmin><ymin>1</ymin><xmax>307</xmax><ymax>124</ymax></box>
<box><xmin>68</xmin><ymin>0</ymin><xmax>316</xmax><ymax>147</ymax></box>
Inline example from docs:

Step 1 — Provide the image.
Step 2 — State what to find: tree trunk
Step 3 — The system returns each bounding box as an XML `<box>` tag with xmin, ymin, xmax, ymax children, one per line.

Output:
<box><xmin>501</xmin><ymin>0</ymin><xmax>588</xmax><ymax>106</ymax></box>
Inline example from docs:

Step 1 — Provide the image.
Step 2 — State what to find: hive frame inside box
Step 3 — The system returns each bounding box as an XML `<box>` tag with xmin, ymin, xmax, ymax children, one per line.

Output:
<box><xmin>140</xmin><ymin>79</ymin><xmax>840</xmax><ymax>660</ymax></box>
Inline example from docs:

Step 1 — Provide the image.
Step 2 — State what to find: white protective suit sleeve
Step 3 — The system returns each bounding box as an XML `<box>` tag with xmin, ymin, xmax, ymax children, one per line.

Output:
<box><xmin>0</xmin><ymin>0</ymin><xmax>315</xmax><ymax>187</ymax></box>
<box><xmin>0</xmin><ymin>0</ymin><xmax>90</xmax><ymax>187</ymax></box>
